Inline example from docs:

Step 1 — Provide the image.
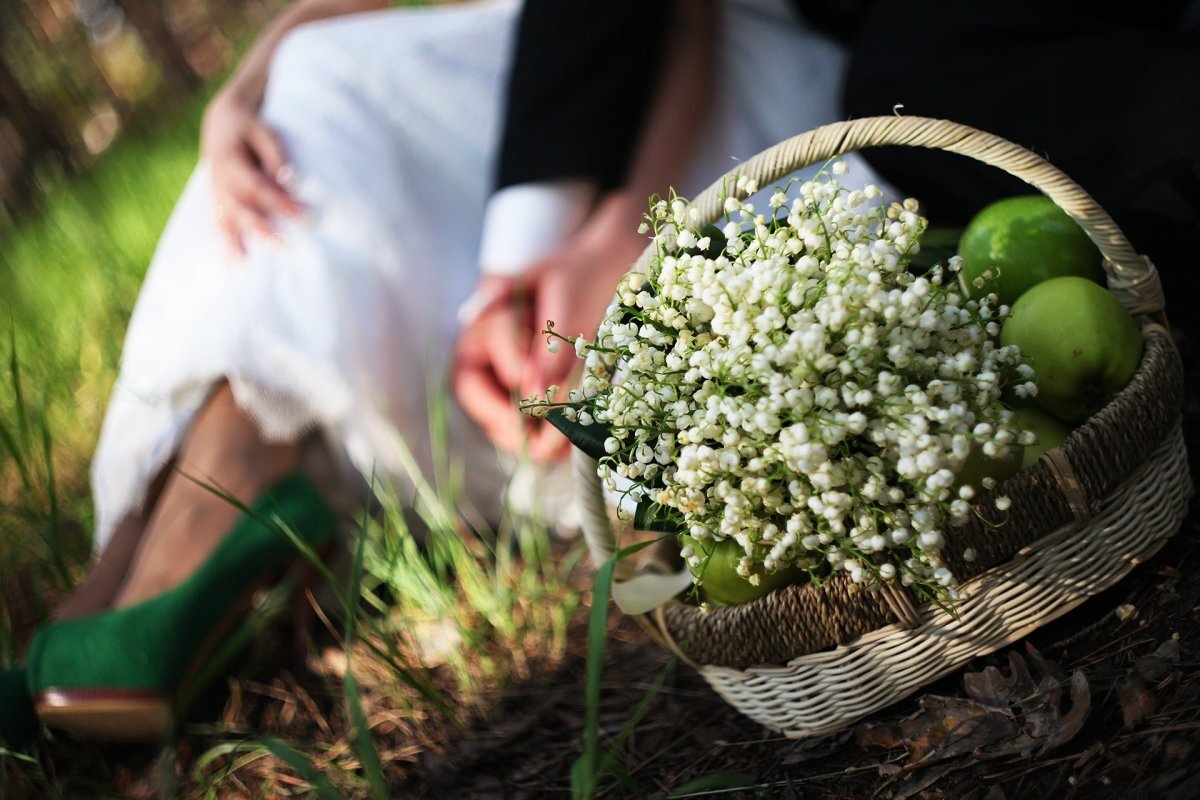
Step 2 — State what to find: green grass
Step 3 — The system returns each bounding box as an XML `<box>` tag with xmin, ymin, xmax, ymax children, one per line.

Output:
<box><xmin>1</xmin><ymin>96</ymin><xmax>208</xmax><ymax>492</ymax></box>
<box><xmin>0</xmin><ymin>96</ymin><xmax>209</xmax><ymax>651</ymax></box>
<box><xmin>0</xmin><ymin>93</ymin><xmax>596</xmax><ymax>797</ymax></box>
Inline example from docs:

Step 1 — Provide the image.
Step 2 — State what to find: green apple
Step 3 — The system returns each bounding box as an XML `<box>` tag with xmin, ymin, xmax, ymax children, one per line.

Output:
<box><xmin>680</xmin><ymin>535</ymin><xmax>804</xmax><ymax>606</ymax></box>
<box><xmin>959</xmin><ymin>195</ymin><xmax>1104</xmax><ymax>306</ymax></box>
<box><xmin>955</xmin><ymin>440</ymin><xmax>1024</xmax><ymax>492</ymax></box>
<box><xmin>1000</xmin><ymin>276</ymin><xmax>1142</xmax><ymax>422</ymax></box>
<box><xmin>1011</xmin><ymin>405</ymin><xmax>1073</xmax><ymax>468</ymax></box>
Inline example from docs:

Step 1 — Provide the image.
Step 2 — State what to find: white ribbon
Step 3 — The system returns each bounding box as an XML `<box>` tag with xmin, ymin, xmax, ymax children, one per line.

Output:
<box><xmin>611</xmin><ymin>565</ymin><xmax>695</xmax><ymax>615</ymax></box>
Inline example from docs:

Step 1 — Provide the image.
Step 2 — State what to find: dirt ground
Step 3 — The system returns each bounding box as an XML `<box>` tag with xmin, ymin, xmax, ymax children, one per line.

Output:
<box><xmin>414</xmin><ymin>528</ymin><xmax>1200</xmax><ymax>799</ymax></box>
<box><xmin>18</xmin><ymin>376</ymin><xmax>1200</xmax><ymax>800</ymax></box>
<box><xmin>29</xmin><ymin>518</ymin><xmax>1200</xmax><ymax>800</ymax></box>
<box><xmin>381</xmin><ymin>515</ymin><xmax>1196</xmax><ymax>800</ymax></box>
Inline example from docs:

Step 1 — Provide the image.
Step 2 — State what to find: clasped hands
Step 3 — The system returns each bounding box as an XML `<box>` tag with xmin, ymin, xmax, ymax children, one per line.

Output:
<box><xmin>453</xmin><ymin>194</ymin><xmax>646</xmax><ymax>461</ymax></box>
<box><xmin>200</xmin><ymin>88</ymin><xmax>642</xmax><ymax>462</ymax></box>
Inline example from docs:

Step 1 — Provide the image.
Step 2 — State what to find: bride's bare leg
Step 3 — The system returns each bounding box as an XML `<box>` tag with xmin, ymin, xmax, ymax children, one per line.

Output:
<box><xmin>53</xmin><ymin>467</ymin><xmax>172</xmax><ymax>620</ymax></box>
<box><xmin>55</xmin><ymin>511</ymin><xmax>147</xmax><ymax>620</ymax></box>
<box><xmin>112</xmin><ymin>381</ymin><xmax>301</xmax><ymax>607</ymax></box>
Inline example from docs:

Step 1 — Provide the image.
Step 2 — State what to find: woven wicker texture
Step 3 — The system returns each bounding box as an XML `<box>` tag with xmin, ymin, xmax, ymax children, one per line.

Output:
<box><xmin>574</xmin><ymin>117</ymin><xmax>1191</xmax><ymax>736</ymax></box>
<box><xmin>701</xmin><ymin>426</ymin><xmax>1190</xmax><ymax>737</ymax></box>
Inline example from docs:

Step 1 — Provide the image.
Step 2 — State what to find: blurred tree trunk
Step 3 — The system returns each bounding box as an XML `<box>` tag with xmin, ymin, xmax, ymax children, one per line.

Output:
<box><xmin>0</xmin><ymin>58</ymin><xmax>73</xmax><ymax>158</ymax></box>
<box><xmin>114</xmin><ymin>0</ymin><xmax>201</xmax><ymax>94</ymax></box>
<box><xmin>0</xmin><ymin>54</ymin><xmax>76</xmax><ymax>216</ymax></box>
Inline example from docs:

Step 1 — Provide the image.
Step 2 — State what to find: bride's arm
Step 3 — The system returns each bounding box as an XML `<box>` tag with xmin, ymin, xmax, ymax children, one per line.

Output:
<box><xmin>215</xmin><ymin>0</ymin><xmax>388</xmax><ymax>112</ymax></box>
<box><xmin>201</xmin><ymin>0</ymin><xmax>387</xmax><ymax>255</ymax></box>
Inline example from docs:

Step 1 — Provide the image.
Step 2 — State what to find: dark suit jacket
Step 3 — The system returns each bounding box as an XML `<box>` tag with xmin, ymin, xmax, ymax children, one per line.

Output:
<box><xmin>494</xmin><ymin>0</ymin><xmax>671</xmax><ymax>192</ymax></box>
<box><xmin>494</xmin><ymin>0</ymin><xmax>1200</xmax><ymax>328</ymax></box>
<box><xmin>843</xmin><ymin>0</ymin><xmax>1200</xmax><ymax>322</ymax></box>
<box><xmin>492</xmin><ymin>0</ymin><xmax>867</xmax><ymax>191</ymax></box>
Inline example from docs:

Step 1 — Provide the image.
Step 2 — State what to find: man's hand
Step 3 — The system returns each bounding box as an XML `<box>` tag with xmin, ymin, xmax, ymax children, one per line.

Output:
<box><xmin>201</xmin><ymin>90</ymin><xmax>305</xmax><ymax>257</ymax></box>
<box><xmin>454</xmin><ymin>193</ymin><xmax>649</xmax><ymax>461</ymax></box>
<box><xmin>521</xmin><ymin>193</ymin><xmax>648</xmax><ymax>397</ymax></box>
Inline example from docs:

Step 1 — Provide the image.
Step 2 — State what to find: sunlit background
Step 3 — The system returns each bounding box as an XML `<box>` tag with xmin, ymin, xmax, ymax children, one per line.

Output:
<box><xmin>2</xmin><ymin>0</ymin><xmax>280</xmax><ymax>197</ymax></box>
<box><xmin>1</xmin><ymin>0</ymin><xmax>290</xmax><ymax>648</ymax></box>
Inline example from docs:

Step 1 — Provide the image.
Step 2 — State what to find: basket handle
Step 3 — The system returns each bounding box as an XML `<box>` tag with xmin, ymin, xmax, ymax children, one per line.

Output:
<box><xmin>579</xmin><ymin>115</ymin><xmax>1164</xmax><ymax>599</ymax></box>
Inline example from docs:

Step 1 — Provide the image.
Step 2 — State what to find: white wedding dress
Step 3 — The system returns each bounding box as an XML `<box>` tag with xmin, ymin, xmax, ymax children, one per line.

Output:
<box><xmin>90</xmin><ymin>0</ymin><xmax>888</xmax><ymax>550</ymax></box>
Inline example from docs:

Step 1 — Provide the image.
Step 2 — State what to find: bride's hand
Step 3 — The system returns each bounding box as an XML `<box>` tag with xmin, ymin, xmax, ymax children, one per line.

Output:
<box><xmin>201</xmin><ymin>89</ymin><xmax>304</xmax><ymax>257</ymax></box>
<box><xmin>453</xmin><ymin>275</ymin><xmax>535</xmax><ymax>455</ymax></box>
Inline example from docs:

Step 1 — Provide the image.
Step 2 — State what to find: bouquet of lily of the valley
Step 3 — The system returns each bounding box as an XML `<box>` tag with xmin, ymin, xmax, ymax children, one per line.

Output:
<box><xmin>523</xmin><ymin>164</ymin><xmax>1038</xmax><ymax>607</ymax></box>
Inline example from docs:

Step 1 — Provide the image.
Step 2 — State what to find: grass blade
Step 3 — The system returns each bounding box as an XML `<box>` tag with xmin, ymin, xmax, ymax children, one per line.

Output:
<box><xmin>0</xmin><ymin>332</ymin><xmax>34</xmax><ymax>494</ymax></box>
<box><xmin>37</xmin><ymin>404</ymin><xmax>68</xmax><ymax>584</ymax></box>
<box><xmin>7</xmin><ymin>325</ymin><xmax>29</xmax><ymax>445</ymax></box>
<box><xmin>571</xmin><ymin>551</ymin><xmax>617</xmax><ymax>800</ymax></box>
<box><xmin>253</xmin><ymin>736</ymin><xmax>347</xmax><ymax>800</ymax></box>
<box><xmin>357</xmin><ymin>633</ymin><xmax>454</xmax><ymax>718</ymax></box>
<box><xmin>0</xmin><ymin>418</ymin><xmax>32</xmax><ymax>494</ymax></box>
<box><xmin>571</xmin><ymin>536</ymin><xmax>670</xmax><ymax>800</ymax></box>
<box><xmin>666</xmin><ymin>772</ymin><xmax>759</xmax><ymax>797</ymax></box>
<box><xmin>343</xmin><ymin>670</ymin><xmax>388</xmax><ymax>800</ymax></box>
<box><xmin>599</xmin><ymin>657</ymin><xmax>675</xmax><ymax>771</ymax></box>
<box><xmin>600</xmin><ymin>757</ymin><xmax>642</xmax><ymax>797</ymax></box>
<box><xmin>344</xmin><ymin>494</ymin><xmax>371</xmax><ymax>648</ymax></box>
<box><xmin>342</xmin><ymin>493</ymin><xmax>389</xmax><ymax>800</ymax></box>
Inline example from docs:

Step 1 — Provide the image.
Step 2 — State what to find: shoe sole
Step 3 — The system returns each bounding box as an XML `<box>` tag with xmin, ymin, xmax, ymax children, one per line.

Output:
<box><xmin>35</xmin><ymin>688</ymin><xmax>170</xmax><ymax>741</ymax></box>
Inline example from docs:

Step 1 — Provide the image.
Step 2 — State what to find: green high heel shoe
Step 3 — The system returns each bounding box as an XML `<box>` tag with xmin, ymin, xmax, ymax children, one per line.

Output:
<box><xmin>1</xmin><ymin>666</ymin><xmax>37</xmax><ymax>747</ymax></box>
<box><xmin>26</xmin><ymin>472</ymin><xmax>337</xmax><ymax>741</ymax></box>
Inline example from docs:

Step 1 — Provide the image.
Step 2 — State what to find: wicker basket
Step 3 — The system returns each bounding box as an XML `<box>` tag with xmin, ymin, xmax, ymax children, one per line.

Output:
<box><xmin>574</xmin><ymin>116</ymin><xmax>1193</xmax><ymax>738</ymax></box>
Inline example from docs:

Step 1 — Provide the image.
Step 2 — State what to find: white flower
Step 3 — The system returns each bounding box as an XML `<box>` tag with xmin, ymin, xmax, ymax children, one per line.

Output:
<box><xmin>531</xmin><ymin>174</ymin><xmax>1028</xmax><ymax>601</ymax></box>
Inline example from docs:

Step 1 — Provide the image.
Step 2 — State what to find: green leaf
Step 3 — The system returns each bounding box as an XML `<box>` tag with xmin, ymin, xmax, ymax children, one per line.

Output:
<box><xmin>547</xmin><ymin>408</ymin><xmax>611</xmax><ymax>461</ymax></box>
<box><xmin>344</xmin><ymin>670</ymin><xmax>388</xmax><ymax>800</ymax></box>
<box><xmin>908</xmin><ymin>225</ymin><xmax>963</xmax><ymax>273</ymax></box>
<box><xmin>253</xmin><ymin>736</ymin><xmax>347</xmax><ymax>800</ymax></box>
<box><xmin>666</xmin><ymin>772</ymin><xmax>759</xmax><ymax>797</ymax></box>
<box><xmin>685</xmin><ymin>223</ymin><xmax>727</xmax><ymax>259</ymax></box>
<box><xmin>633</xmin><ymin>502</ymin><xmax>683</xmax><ymax>534</ymax></box>
<box><xmin>570</xmin><ymin>550</ymin><xmax>618</xmax><ymax>800</ymax></box>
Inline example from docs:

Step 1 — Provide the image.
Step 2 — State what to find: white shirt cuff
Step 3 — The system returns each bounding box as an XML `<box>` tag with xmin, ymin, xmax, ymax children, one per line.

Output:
<box><xmin>478</xmin><ymin>180</ymin><xmax>597</xmax><ymax>276</ymax></box>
